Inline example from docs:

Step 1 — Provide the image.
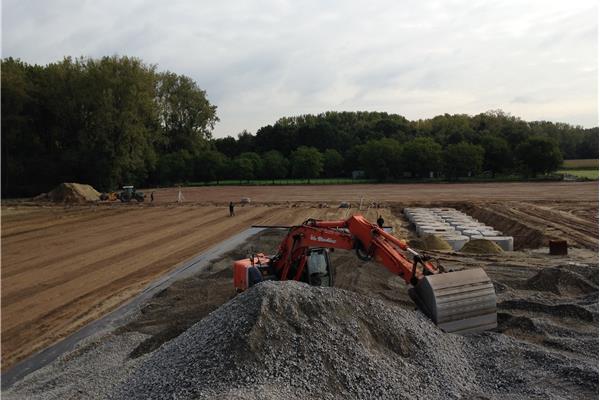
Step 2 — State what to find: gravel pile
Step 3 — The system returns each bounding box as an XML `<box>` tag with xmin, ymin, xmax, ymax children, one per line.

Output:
<box><xmin>110</xmin><ymin>281</ymin><xmax>598</xmax><ymax>400</ymax></box>
<box><xmin>3</xmin><ymin>332</ymin><xmax>149</xmax><ymax>400</ymax></box>
<box><xmin>524</xmin><ymin>266</ymin><xmax>599</xmax><ymax>296</ymax></box>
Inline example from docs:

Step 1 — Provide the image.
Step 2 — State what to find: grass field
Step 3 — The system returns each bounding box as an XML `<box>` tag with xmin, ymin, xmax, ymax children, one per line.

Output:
<box><xmin>558</xmin><ymin>169</ymin><xmax>599</xmax><ymax>179</ymax></box>
<box><xmin>562</xmin><ymin>159</ymin><xmax>599</xmax><ymax>169</ymax></box>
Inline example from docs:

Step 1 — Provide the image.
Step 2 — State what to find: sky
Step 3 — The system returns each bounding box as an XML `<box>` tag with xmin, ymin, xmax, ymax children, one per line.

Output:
<box><xmin>2</xmin><ymin>0</ymin><xmax>598</xmax><ymax>137</ymax></box>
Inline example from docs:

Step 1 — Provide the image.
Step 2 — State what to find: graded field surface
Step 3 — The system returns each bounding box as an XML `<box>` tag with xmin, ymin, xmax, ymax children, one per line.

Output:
<box><xmin>1</xmin><ymin>203</ymin><xmax>396</xmax><ymax>370</ymax></box>
<box><xmin>2</xmin><ymin>181</ymin><xmax>598</xmax><ymax>373</ymax></box>
<box><xmin>149</xmin><ymin>181</ymin><xmax>598</xmax><ymax>204</ymax></box>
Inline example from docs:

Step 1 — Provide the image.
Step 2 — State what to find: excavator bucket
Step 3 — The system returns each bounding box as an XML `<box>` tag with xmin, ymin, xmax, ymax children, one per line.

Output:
<box><xmin>412</xmin><ymin>268</ymin><xmax>497</xmax><ymax>334</ymax></box>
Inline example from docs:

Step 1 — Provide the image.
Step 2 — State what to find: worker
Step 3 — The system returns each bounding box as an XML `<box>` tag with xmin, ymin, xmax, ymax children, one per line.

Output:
<box><xmin>229</xmin><ymin>201</ymin><xmax>235</xmax><ymax>216</ymax></box>
<box><xmin>377</xmin><ymin>215</ymin><xmax>384</xmax><ymax>228</ymax></box>
<box><xmin>150</xmin><ymin>191</ymin><xmax>154</xmax><ymax>202</ymax></box>
<box><xmin>177</xmin><ymin>187</ymin><xmax>184</xmax><ymax>203</ymax></box>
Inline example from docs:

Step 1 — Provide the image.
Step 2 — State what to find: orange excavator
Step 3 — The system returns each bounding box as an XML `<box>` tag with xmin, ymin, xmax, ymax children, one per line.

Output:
<box><xmin>233</xmin><ymin>215</ymin><xmax>497</xmax><ymax>334</ymax></box>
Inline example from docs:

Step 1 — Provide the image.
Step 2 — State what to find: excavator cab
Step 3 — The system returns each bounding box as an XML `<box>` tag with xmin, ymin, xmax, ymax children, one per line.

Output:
<box><xmin>305</xmin><ymin>249</ymin><xmax>333</xmax><ymax>287</ymax></box>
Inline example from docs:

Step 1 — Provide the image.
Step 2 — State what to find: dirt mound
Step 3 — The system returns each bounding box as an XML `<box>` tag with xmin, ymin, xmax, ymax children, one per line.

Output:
<box><xmin>460</xmin><ymin>239</ymin><xmax>503</xmax><ymax>254</ymax></box>
<box><xmin>525</xmin><ymin>267</ymin><xmax>598</xmax><ymax>296</ymax></box>
<box><xmin>422</xmin><ymin>234</ymin><xmax>452</xmax><ymax>251</ymax></box>
<box><xmin>408</xmin><ymin>238</ymin><xmax>426</xmax><ymax>249</ymax></box>
<box><xmin>46</xmin><ymin>183</ymin><xmax>100</xmax><ymax>203</ymax></box>
<box><xmin>110</xmin><ymin>281</ymin><xmax>597</xmax><ymax>400</ymax></box>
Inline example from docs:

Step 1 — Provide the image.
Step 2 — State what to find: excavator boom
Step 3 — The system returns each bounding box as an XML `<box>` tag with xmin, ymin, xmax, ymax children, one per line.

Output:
<box><xmin>233</xmin><ymin>215</ymin><xmax>497</xmax><ymax>334</ymax></box>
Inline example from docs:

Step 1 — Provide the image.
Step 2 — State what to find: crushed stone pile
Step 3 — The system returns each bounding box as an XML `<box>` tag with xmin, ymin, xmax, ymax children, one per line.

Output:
<box><xmin>44</xmin><ymin>183</ymin><xmax>101</xmax><ymax>203</ymax></box>
<box><xmin>460</xmin><ymin>239</ymin><xmax>503</xmax><ymax>254</ymax></box>
<box><xmin>110</xmin><ymin>281</ymin><xmax>597</xmax><ymax>400</ymax></box>
<box><xmin>525</xmin><ymin>266</ymin><xmax>599</xmax><ymax>296</ymax></box>
<box><xmin>422</xmin><ymin>234</ymin><xmax>452</xmax><ymax>251</ymax></box>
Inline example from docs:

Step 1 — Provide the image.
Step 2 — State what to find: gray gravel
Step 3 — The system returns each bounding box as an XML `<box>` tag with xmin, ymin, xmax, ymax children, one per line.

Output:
<box><xmin>109</xmin><ymin>281</ymin><xmax>598</xmax><ymax>400</ymax></box>
<box><xmin>3</xmin><ymin>332</ymin><xmax>150</xmax><ymax>400</ymax></box>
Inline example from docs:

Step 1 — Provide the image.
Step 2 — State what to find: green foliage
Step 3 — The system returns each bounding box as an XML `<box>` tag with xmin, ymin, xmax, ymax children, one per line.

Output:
<box><xmin>3</xmin><ymin>55</ymin><xmax>597</xmax><ymax>193</ymax></box>
<box><xmin>1</xmin><ymin>56</ymin><xmax>219</xmax><ymax>196</ymax></box>
<box><xmin>443</xmin><ymin>142</ymin><xmax>485</xmax><ymax>179</ymax></box>
<box><xmin>402</xmin><ymin>137</ymin><xmax>442</xmax><ymax>178</ymax></box>
<box><xmin>229</xmin><ymin>152</ymin><xmax>262</xmax><ymax>181</ymax></box>
<box><xmin>516</xmin><ymin>136</ymin><xmax>563</xmax><ymax>176</ymax></box>
<box><xmin>194</xmin><ymin>150</ymin><xmax>228</xmax><ymax>183</ymax></box>
<box><xmin>157</xmin><ymin>150</ymin><xmax>194</xmax><ymax>184</ymax></box>
<box><xmin>155</xmin><ymin>72</ymin><xmax>218</xmax><ymax>154</ymax></box>
<box><xmin>262</xmin><ymin>150</ymin><xmax>289</xmax><ymax>182</ymax></box>
<box><xmin>290</xmin><ymin>146</ymin><xmax>324</xmax><ymax>182</ymax></box>
<box><xmin>480</xmin><ymin>134</ymin><xmax>512</xmax><ymax>176</ymax></box>
<box><xmin>322</xmin><ymin>149</ymin><xmax>344</xmax><ymax>178</ymax></box>
<box><xmin>358</xmin><ymin>138</ymin><xmax>403</xmax><ymax>180</ymax></box>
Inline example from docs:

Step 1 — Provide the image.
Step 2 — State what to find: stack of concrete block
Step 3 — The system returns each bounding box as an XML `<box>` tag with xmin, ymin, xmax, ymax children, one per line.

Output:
<box><xmin>403</xmin><ymin>207</ymin><xmax>514</xmax><ymax>251</ymax></box>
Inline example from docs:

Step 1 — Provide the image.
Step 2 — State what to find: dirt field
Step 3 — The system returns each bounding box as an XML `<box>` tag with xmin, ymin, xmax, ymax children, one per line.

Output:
<box><xmin>2</xmin><ymin>181</ymin><xmax>598</xmax><ymax>373</ymax></box>
<box><xmin>149</xmin><ymin>181</ymin><xmax>598</xmax><ymax>203</ymax></box>
<box><xmin>1</xmin><ymin>203</ymin><xmax>394</xmax><ymax>370</ymax></box>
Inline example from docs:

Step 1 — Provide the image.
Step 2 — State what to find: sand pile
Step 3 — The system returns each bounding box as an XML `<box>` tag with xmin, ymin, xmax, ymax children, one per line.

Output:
<box><xmin>45</xmin><ymin>183</ymin><xmax>100</xmax><ymax>203</ymax></box>
<box><xmin>460</xmin><ymin>239</ymin><xmax>503</xmax><ymax>254</ymax></box>
<box><xmin>422</xmin><ymin>234</ymin><xmax>452</xmax><ymax>251</ymax></box>
<box><xmin>110</xmin><ymin>281</ymin><xmax>597</xmax><ymax>400</ymax></box>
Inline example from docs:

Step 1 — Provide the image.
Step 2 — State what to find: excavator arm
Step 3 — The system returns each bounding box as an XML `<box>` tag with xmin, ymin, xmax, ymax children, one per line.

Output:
<box><xmin>233</xmin><ymin>215</ymin><xmax>497</xmax><ymax>334</ymax></box>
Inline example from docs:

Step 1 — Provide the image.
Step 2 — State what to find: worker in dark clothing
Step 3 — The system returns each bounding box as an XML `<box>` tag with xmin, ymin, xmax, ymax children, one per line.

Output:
<box><xmin>377</xmin><ymin>215</ymin><xmax>384</xmax><ymax>228</ymax></box>
<box><xmin>229</xmin><ymin>201</ymin><xmax>235</xmax><ymax>216</ymax></box>
<box><xmin>150</xmin><ymin>191</ymin><xmax>154</xmax><ymax>202</ymax></box>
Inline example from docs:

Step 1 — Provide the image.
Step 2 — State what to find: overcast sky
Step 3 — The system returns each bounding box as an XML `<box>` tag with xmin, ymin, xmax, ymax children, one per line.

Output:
<box><xmin>2</xmin><ymin>0</ymin><xmax>598</xmax><ymax>137</ymax></box>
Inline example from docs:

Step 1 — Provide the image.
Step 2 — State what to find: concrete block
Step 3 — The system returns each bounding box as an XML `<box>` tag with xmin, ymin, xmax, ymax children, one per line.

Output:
<box><xmin>462</xmin><ymin>229</ymin><xmax>482</xmax><ymax>238</ymax></box>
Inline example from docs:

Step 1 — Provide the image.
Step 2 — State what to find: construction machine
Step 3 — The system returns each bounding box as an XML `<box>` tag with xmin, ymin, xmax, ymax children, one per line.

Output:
<box><xmin>233</xmin><ymin>215</ymin><xmax>497</xmax><ymax>334</ymax></box>
<box><xmin>118</xmin><ymin>186</ymin><xmax>145</xmax><ymax>202</ymax></box>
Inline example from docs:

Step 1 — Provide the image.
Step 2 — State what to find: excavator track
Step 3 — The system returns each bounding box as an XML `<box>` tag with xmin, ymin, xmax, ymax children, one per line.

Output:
<box><xmin>411</xmin><ymin>268</ymin><xmax>497</xmax><ymax>334</ymax></box>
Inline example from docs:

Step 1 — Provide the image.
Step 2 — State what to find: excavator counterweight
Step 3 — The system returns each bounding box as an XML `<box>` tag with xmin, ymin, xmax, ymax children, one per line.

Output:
<box><xmin>233</xmin><ymin>215</ymin><xmax>497</xmax><ymax>334</ymax></box>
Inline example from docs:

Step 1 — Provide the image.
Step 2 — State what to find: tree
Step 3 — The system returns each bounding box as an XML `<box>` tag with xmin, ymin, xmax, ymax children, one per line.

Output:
<box><xmin>443</xmin><ymin>142</ymin><xmax>485</xmax><ymax>180</ymax></box>
<box><xmin>238</xmin><ymin>152</ymin><xmax>263</xmax><ymax>180</ymax></box>
<box><xmin>214</xmin><ymin>136</ymin><xmax>238</xmax><ymax>158</ymax></box>
<box><xmin>194</xmin><ymin>150</ymin><xmax>227</xmax><ymax>183</ymax></box>
<box><xmin>290</xmin><ymin>146</ymin><xmax>324</xmax><ymax>182</ymax></box>
<box><xmin>516</xmin><ymin>136</ymin><xmax>563</xmax><ymax>177</ymax></box>
<box><xmin>322</xmin><ymin>149</ymin><xmax>344</xmax><ymax>178</ymax></box>
<box><xmin>155</xmin><ymin>71</ymin><xmax>218</xmax><ymax>155</ymax></box>
<box><xmin>358</xmin><ymin>138</ymin><xmax>403</xmax><ymax>180</ymax></box>
<box><xmin>402</xmin><ymin>137</ymin><xmax>442</xmax><ymax>178</ymax></box>
<box><xmin>262</xmin><ymin>150</ymin><xmax>289</xmax><ymax>183</ymax></box>
<box><xmin>480</xmin><ymin>134</ymin><xmax>512</xmax><ymax>177</ymax></box>
<box><xmin>230</xmin><ymin>156</ymin><xmax>255</xmax><ymax>181</ymax></box>
<box><xmin>157</xmin><ymin>150</ymin><xmax>194</xmax><ymax>184</ymax></box>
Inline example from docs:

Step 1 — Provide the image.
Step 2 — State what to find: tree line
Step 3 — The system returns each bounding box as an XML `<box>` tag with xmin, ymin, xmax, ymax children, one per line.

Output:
<box><xmin>2</xmin><ymin>56</ymin><xmax>217</xmax><ymax>196</ymax></box>
<box><xmin>2</xmin><ymin>56</ymin><xmax>597</xmax><ymax>197</ymax></box>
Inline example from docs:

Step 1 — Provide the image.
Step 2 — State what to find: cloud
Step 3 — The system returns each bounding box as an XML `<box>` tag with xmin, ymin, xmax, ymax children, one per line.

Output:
<box><xmin>2</xmin><ymin>0</ymin><xmax>597</xmax><ymax>136</ymax></box>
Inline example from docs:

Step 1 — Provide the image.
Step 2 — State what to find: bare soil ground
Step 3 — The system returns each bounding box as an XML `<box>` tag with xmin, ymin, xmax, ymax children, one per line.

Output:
<box><xmin>148</xmin><ymin>181</ymin><xmax>598</xmax><ymax>203</ymax></box>
<box><xmin>1</xmin><ymin>202</ymin><xmax>395</xmax><ymax>370</ymax></box>
<box><xmin>2</xmin><ymin>181</ymin><xmax>597</xmax><ymax>373</ymax></box>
